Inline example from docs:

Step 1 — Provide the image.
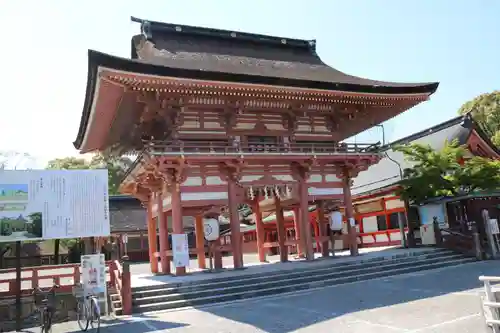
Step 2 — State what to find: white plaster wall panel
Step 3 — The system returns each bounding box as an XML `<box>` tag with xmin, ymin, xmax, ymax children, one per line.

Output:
<box><xmin>352</xmin><ymin>124</ymin><xmax>463</xmax><ymax>195</ymax></box>
<box><xmin>297</xmin><ymin>124</ymin><xmax>312</xmax><ymax>132</ymax></box>
<box><xmin>266</xmin><ymin>123</ymin><xmax>286</xmax><ymax>131</ymax></box>
<box><xmin>165</xmin><ymin>216</ymin><xmax>196</xmax><ymax>230</ymax></box>
<box><xmin>308</xmin><ymin>187</ymin><xmax>343</xmax><ymax>196</ymax></box>
<box><xmin>181</xmin><ymin>192</ymin><xmax>228</xmax><ymax>201</ymax></box>
<box><xmin>235</xmin><ymin>123</ymin><xmax>254</xmax><ymax>130</ymax></box>
<box><xmin>390</xmin><ymin>232</ymin><xmax>402</xmax><ymax>241</ymax></box>
<box><xmin>362</xmin><ymin>216</ymin><xmax>378</xmax><ymax>233</ymax></box>
<box><xmin>205</xmin><ymin>176</ymin><xmax>226</xmax><ymax>185</ymax></box>
<box><xmin>307</xmin><ymin>174</ymin><xmax>323</xmax><ymax>183</ymax></box>
<box><xmin>204</xmin><ymin>122</ymin><xmax>223</xmax><ymax>129</ymax></box>
<box><xmin>375</xmin><ymin>234</ymin><xmax>389</xmax><ymax>242</ymax></box>
<box><xmin>183</xmin><ymin>177</ymin><xmax>203</xmax><ymax>186</ymax></box>
<box><xmin>362</xmin><ymin>236</ymin><xmax>375</xmax><ymax>244</ymax></box>
<box><xmin>385</xmin><ymin>198</ymin><xmax>405</xmax><ymax>210</ymax></box>
<box><xmin>325</xmin><ymin>174</ymin><xmax>340</xmax><ymax>182</ymax></box>
<box><xmin>240</xmin><ymin>175</ymin><xmax>264</xmax><ymax>183</ymax></box>
<box><xmin>271</xmin><ymin>175</ymin><xmax>295</xmax><ymax>182</ymax></box>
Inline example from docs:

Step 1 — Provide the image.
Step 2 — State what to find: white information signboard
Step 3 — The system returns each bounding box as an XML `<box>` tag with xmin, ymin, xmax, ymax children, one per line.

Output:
<box><xmin>489</xmin><ymin>219</ymin><xmax>500</xmax><ymax>235</ymax></box>
<box><xmin>0</xmin><ymin>170</ymin><xmax>110</xmax><ymax>242</ymax></box>
<box><xmin>172</xmin><ymin>233</ymin><xmax>190</xmax><ymax>268</ymax></box>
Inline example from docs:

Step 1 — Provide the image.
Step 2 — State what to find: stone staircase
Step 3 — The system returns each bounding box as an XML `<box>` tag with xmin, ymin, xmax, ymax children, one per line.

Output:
<box><xmin>121</xmin><ymin>248</ymin><xmax>476</xmax><ymax>315</ymax></box>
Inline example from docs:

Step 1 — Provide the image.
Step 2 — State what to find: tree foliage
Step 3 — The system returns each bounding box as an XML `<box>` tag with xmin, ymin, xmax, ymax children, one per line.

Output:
<box><xmin>394</xmin><ymin>139</ymin><xmax>500</xmax><ymax>205</ymax></box>
<box><xmin>458</xmin><ymin>91</ymin><xmax>500</xmax><ymax>146</ymax></box>
<box><xmin>46</xmin><ymin>155</ymin><xmax>133</xmax><ymax>195</ymax></box>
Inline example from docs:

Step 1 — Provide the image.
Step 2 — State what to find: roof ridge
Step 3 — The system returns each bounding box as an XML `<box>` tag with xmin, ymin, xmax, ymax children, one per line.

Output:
<box><xmin>131</xmin><ymin>16</ymin><xmax>317</xmax><ymax>51</ymax></box>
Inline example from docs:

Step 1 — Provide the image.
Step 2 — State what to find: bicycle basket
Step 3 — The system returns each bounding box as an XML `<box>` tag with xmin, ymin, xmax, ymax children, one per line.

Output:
<box><xmin>33</xmin><ymin>290</ymin><xmax>57</xmax><ymax>308</ymax></box>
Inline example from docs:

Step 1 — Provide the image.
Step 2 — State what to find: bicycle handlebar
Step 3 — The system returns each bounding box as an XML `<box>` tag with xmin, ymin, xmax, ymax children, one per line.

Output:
<box><xmin>32</xmin><ymin>283</ymin><xmax>60</xmax><ymax>295</ymax></box>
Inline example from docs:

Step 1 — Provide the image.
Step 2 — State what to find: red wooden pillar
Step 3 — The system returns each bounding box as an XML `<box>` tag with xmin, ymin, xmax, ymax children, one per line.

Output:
<box><xmin>171</xmin><ymin>179</ymin><xmax>186</xmax><ymax>276</ymax></box>
<box><xmin>252</xmin><ymin>199</ymin><xmax>266</xmax><ymax>262</ymax></box>
<box><xmin>157</xmin><ymin>194</ymin><xmax>171</xmax><ymax>274</ymax></box>
<box><xmin>213</xmin><ymin>237</ymin><xmax>223</xmax><ymax>269</ymax></box>
<box><xmin>275</xmin><ymin>197</ymin><xmax>288</xmax><ymax>262</ymax></box>
<box><xmin>299</xmin><ymin>180</ymin><xmax>314</xmax><ymax>261</ymax></box>
<box><xmin>228</xmin><ymin>178</ymin><xmax>243</xmax><ymax>269</ymax></box>
<box><xmin>343</xmin><ymin>169</ymin><xmax>359</xmax><ymax>256</ymax></box>
<box><xmin>146</xmin><ymin>200</ymin><xmax>158</xmax><ymax>274</ymax></box>
<box><xmin>313</xmin><ymin>220</ymin><xmax>321</xmax><ymax>253</ymax></box>
<box><xmin>317</xmin><ymin>201</ymin><xmax>330</xmax><ymax>257</ymax></box>
<box><xmin>195</xmin><ymin>215</ymin><xmax>206</xmax><ymax>269</ymax></box>
<box><xmin>292</xmin><ymin>207</ymin><xmax>303</xmax><ymax>257</ymax></box>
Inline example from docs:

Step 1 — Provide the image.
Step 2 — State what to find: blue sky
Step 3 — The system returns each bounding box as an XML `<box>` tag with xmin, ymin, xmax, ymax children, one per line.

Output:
<box><xmin>0</xmin><ymin>0</ymin><xmax>498</xmax><ymax>167</ymax></box>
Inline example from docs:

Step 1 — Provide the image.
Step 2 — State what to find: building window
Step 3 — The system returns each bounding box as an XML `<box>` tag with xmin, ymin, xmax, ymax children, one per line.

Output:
<box><xmin>388</xmin><ymin>212</ymin><xmax>407</xmax><ymax>229</ymax></box>
<box><xmin>377</xmin><ymin>215</ymin><xmax>387</xmax><ymax>231</ymax></box>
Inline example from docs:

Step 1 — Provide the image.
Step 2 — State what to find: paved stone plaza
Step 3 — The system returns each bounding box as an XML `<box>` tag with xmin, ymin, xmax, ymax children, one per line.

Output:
<box><xmin>12</xmin><ymin>260</ymin><xmax>500</xmax><ymax>333</ymax></box>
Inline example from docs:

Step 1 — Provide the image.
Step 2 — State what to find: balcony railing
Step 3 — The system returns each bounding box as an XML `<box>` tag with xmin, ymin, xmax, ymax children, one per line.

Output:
<box><xmin>145</xmin><ymin>140</ymin><xmax>380</xmax><ymax>156</ymax></box>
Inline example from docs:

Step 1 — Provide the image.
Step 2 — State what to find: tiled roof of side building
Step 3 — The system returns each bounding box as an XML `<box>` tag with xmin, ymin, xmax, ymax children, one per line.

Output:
<box><xmin>352</xmin><ymin>114</ymin><xmax>499</xmax><ymax>197</ymax></box>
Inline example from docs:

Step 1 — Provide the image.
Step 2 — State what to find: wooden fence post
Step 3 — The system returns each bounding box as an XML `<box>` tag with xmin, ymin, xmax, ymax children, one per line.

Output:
<box><xmin>121</xmin><ymin>259</ymin><xmax>132</xmax><ymax>315</ymax></box>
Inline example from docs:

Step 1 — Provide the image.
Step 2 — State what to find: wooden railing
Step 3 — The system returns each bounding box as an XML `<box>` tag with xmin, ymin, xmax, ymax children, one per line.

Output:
<box><xmin>439</xmin><ymin>227</ymin><xmax>476</xmax><ymax>256</ymax></box>
<box><xmin>146</xmin><ymin>140</ymin><xmax>380</xmax><ymax>156</ymax></box>
<box><xmin>109</xmin><ymin>260</ymin><xmax>132</xmax><ymax>315</ymax></box>
<box><xmin>0</xmin><ymin>260</ymin><xmax>133</xmax><ymax>315</ymax></box>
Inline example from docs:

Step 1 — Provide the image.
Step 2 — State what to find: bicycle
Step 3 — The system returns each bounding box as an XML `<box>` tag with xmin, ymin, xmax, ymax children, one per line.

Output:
<box><xmin>75</xmin><ymin>284</ymin><xmax>101</xmax><ymax>332</ymax></box>
<box><xmin>32</xmin><ymin>282</ymin><xmax>60</xmax><ymax>333</ymax></box>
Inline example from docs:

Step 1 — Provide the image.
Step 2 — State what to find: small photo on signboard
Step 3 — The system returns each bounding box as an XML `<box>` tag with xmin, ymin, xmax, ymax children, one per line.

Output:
<box><xmin>0</xmin><ymin>211</ymin><xmax>43</xmax><ymax>240</ymax></box>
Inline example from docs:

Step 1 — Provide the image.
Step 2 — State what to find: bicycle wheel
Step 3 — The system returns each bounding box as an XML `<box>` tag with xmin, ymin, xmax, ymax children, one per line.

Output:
<box><xmin>76</xmin><ymin>299</ymin><xmax>89</xmax><ymax>331</ymax></box>
<box><xmin>43</xmin><ymin>309</ymin><xmax>53</xmax><ymax>333</ymax></box>
<box><xmin>89</xmin><ymin>297</ymin><xmax>101</xmax><ymax>332</ymax></box>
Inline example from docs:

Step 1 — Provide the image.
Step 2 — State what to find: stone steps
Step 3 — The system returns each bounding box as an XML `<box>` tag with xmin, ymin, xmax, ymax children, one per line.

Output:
<box><xmin>123</xmin><ymin>249</ymin><xmax>475</xmax><ymax>315</ymax></box>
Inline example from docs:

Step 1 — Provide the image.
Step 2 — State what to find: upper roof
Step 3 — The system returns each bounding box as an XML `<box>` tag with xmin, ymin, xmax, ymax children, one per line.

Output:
<box><xmin>351</xmin><ymin>113</ymin><xmax>500</xmax><ymax>197</ymax></box>
<box><xmin>128</xmin><ymin>16</ymin><xmax>438</xmax><ymax>94</ymax></box>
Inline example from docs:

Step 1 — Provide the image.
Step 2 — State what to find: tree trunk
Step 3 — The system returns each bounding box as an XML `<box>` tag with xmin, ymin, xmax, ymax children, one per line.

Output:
<box><xmin>54</xmin><ymin>239</ymin><xmax>60</xmax><ymax>264</ymax></box>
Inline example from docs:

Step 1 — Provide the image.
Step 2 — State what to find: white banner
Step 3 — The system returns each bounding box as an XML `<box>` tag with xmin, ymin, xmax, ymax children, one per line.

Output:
<box><xmin>172</xmin><ymin>233</ymin><xmax>190</xmax><ymax>268</ymax></box>
<box><xmin>81</xmin><ymin>253</ymin><xmax>106</xmax><ymax>293</ymax></box>
<box><xmin>0</xmin><ymin>169</ymin><xmax>110</xmax><ymax>242</ymax></box>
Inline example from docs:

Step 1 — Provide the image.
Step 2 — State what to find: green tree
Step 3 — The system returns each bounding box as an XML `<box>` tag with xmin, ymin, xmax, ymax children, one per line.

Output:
<box><xmin>458</xmin><ymin>91</ymin><xmax>500</xmax><ymax>146</ymax></box>
<box><xmin>394</xmin><ymin>139</ymin><xmax>500</xmax><ymax>205</ymax></box>
<box><xmin>46</xmin><ymin>154</ymin><xmax>132</xmax><ymax>195</ymax></box>
<box><xmin>28</xmin><ymin>212</ymin><xmax>43</xmax><ymax>238</ymax></box>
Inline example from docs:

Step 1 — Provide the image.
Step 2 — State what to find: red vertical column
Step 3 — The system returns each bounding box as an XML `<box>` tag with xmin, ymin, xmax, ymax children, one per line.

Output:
<box><xmin>275</xmin><ymin>197</ymin><xmax>288</xmax><ymax>262</ymax></box>
<box><xmin>146</xmin><ymin>200</ymin><xmax>159</xmax><ymax>274</ymax></box>
<box><xmin>317</xmin><ymin>202</ymin><xmax>330</xmax><ymax>257</ymax></box>
<box><xmin>170</xmin><ymin>178</ymin><xmax>186</xmax><ymax>275</ymax></box>
<box><xmin>228</xmin><ymin>178</ymin><xmax>243</xmax><ymax>269</ymax></box>
<box><xmin>157</xmin><ymin>194</ymin><xmax>170</xmax><ymax>274</ymax></box>
<box><xmin>292</xmin><ymin>207</ymin><xmax>303</xmax><ymax>257</ymax></box>
<box><xmin>195</xmin><ymin>215</ymin><xmax>206</xmax><ymax>269</ymax></box>
<box><xmin>252</xmin><ymin>199</ymin><xmax>266</xmax><ymax>262</ymax></box>
<box><xmin>299</xmin><ymin>180</ymin><xmax>314</xmax><ymax>261</ymax></box>
<box><xmin>343</xmin><ymin>168</ymin><xmax>359</xmax><ymax>256</ymax></box>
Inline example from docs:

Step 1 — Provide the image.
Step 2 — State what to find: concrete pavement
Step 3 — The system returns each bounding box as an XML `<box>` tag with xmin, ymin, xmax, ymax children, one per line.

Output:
<box><xmin>12</xmin><ymin>259</ymin><xmax>500</xmax><ymax>332</ymax></box>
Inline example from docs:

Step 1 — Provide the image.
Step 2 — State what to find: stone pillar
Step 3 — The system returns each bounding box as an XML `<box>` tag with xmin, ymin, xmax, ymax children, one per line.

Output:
<box><xmin>292</xmin><ymin>207</ymin><xmax>303</xmax><ymax>257</ymax></box>
<box><xmin>157</xmin><ymin>194</ymin><xmax>170</xmax><ymax>274</ymax></box>
<box><xmin>195</xmin><ymin>215</ymin><xmax>206</xmax><ymax>269</ymax></box>
<box><xmin>146</xmin><ymin>200</ymin><xmax>159</xmax><ymax>274</ymax></box>
<box><xmin>170</xmin><ymin>176</ymin><xmax>186</xmax><ymax>276</ymax></box>
<box><xmin>342</xmin><ymin>169</ymin><xmax>359</xmax><ymax>256</ymax></box>
<box><xmin>317</xmin><ymin>201</ymin><xmax>330</xmax><ymax>257</ymax></box>
<box><xmin>275</xmin><ymin>197</ymin><xmax>288</xmax><ymax>262</ymax></box>
<box><xmin>252</xmin><ymin>199</ymin><xmax>266</xmax><ymax>262</ymax></box>
<box><xmin>228</xmin><ymin>178</ymin><xmax>243</xmax><ymax>269</ymax></box>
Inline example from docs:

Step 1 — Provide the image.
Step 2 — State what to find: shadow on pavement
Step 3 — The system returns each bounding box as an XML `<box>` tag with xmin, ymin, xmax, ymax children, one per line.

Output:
<box><xmin>197</xmin><ymin>261</ymin><xmax>500</xmax><ymax>333</ymax></box>
<box><xmin>17</xmin><ymin>316</ymin><xmax>187</xmax><ymax>333</ymax></box>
